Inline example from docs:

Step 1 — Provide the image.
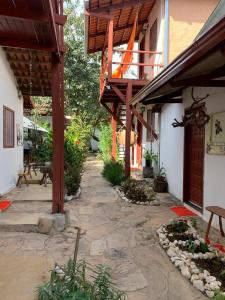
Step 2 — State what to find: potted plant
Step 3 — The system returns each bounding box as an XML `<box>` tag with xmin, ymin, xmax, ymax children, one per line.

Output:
<box><xmin>143</xmin><ymin>149</ymin><xmax>157</xmax><ymax>178</ymax></box>
<box><xmin>153</xmin><ymin>166</ymin><xmax>168</xmax><ymax>192</ymax></box>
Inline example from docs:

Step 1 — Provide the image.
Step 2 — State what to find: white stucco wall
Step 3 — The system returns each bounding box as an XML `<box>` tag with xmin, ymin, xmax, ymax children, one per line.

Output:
<box><xmin>0</xmin><ymin>47</ymin><xmax>23</xmax><ymax>195</ymax></box>
<box><xmin>160</xmin><ymin>103</ymin><xmax>184</xmax><ymax>199</ymax></box>
<box><xmin>160</xmin><ymin>86</ymin><xmax>225</xmax><ymax>225</ymax></box>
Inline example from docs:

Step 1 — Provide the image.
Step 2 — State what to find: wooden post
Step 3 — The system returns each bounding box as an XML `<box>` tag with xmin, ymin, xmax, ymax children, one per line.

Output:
<box><xmin>108</xmin><ymin>13</ymin><xmax>113</xmax><ymax>79</ymax></box>
<box><xmin>52</xmin><ymin>56</ymin><xmax>64</xmax><ymax>214</ymax></box>
<box><xmin>111</xmin><ymin>102</ymin><xmax>117</xmax><ymax>160</ymax></box>
<box><xmin>136</xmin><ymin>119</ymin><xmax>142</xmax><ymax>168</ymax></box>
<box><xmin>125</xmin><ymin>82</ymin><xmax>132</xmax><ymax>177</ymax></box>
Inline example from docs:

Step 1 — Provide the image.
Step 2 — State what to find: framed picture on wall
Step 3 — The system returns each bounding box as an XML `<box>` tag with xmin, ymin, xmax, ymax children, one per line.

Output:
<box><xmin>206</xmin><ymin>111</ymin><xmax>225</xmax><ymax>155</ymax></box>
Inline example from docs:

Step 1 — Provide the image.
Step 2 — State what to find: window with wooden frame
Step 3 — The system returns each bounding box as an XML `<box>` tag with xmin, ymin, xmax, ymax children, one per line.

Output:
<box><xmin>146</xmin><ymin>109</ymin><xmax>155</xmax><ymax>142</ymax></box>
<box><xmin>3</xmin><ymin>106</ymin><xmax>15</xmax><ymax>148</ymax></box>
<box><xmin>150</xmin><ymin>19</ymin><xmax>157</xmax><ymax>51</ymax></box>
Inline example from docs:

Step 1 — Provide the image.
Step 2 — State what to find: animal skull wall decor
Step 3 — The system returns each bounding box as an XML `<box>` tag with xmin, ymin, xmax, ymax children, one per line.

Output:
<box><xmin>172</xmin><ymin>87</ymin><xmax>210</xmax><ymax>128</ymax></box>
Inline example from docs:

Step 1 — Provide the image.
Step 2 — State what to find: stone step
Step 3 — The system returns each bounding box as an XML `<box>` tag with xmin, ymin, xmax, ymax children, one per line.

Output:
<box><xmin>0</xmin><ymin>212</ymin><xmax>44</xmax><ymax>232</ymax></box>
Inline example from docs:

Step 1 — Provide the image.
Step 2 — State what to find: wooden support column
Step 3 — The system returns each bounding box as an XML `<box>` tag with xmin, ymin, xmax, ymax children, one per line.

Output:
<box><xmin>52</xmin><ymin>55</ymin><xmax>64</xmax><ymax>214</ymax></box>
<box><xmin>125</xmin><ymin>82</ymin><xmax>132</xmax><ymax>177</ymax></box>
<box><xmin>108</xmin><ymin>13</ymin><xmax>113</xmax><ymax>79</ymax></box>
<box><xmin>111</xmin><ymin>102</ymin><xmax>118</xmax><ymax>160</ymax></box>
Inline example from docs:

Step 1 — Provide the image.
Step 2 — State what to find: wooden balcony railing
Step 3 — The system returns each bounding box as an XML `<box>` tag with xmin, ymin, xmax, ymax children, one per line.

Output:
<box><xmin>100</xmin><ymin>49</ymin><xmax>163</xmax><ymax>94</ymax></box>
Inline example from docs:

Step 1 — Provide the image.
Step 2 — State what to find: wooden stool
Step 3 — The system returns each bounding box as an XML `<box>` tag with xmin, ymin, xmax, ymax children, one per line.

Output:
<box><xmin>27</xmin><ymin>162</ymin><xmax>37</xmax><ymax>179</ymax></box>
<box><xmin>205</xmin><ymin>206</ymin><xmax>225</xmax><ymax>240</ymax></box>
<box><xmin>16</xmin><ymin>173</ymin><xmax>29</xmax><ymax>188</ymax></box>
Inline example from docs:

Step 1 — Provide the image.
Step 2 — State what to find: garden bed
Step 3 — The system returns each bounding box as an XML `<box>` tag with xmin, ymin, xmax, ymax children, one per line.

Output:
<box><xmin>115</xmin><ymin>179</ymin><xmax>160</xmax><ymax>206</ymax></box>
<box><xmin>157</xmin><ymin>220</ymin><xmax>225</xmax><ymax>298</ymax></box>
<box><xmin>116</xmin><ymin>179</ymin><xmax>160</xmax><ymax>206</ymax></box>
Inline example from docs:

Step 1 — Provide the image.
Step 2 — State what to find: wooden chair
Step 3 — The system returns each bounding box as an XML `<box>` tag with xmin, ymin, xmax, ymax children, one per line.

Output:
<box><xmin>16</xmin><ymin>172</ymin><xmax>29</xmax><ymax>188</ymax></box>
<box><xmin>205</xmin><ymin>206</ymin><xmax>225</xmax><ymax>240</ymax></box>
<box><xmin>27</xmin><ymin>162</ymin><xmax>37</xmax><ymax>179</ymax></box>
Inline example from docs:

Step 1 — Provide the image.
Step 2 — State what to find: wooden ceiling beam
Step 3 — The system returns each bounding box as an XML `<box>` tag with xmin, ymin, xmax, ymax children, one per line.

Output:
<box><xmin>0</xmin><ymin>36</ymin><xmax>53</xmax><ymax>51</ymax></box>
<box><xmin>8</xmin><ymin>59</ymin><xmax>51</xmax><ymax>65</ymax></box>
<box><xmin>88</xmin><ymin>0</ymin><xmax>150</xmax><ymax>14</ymax></box>
<box><xmin>89</xmin><ymin>20</ymin><xmax>146</xmax><ymax>38</ymax></box>
<box><xmin>0</xmin><ymin>7</ymin><xmax>66</xmax><ymax>25</ymax></box>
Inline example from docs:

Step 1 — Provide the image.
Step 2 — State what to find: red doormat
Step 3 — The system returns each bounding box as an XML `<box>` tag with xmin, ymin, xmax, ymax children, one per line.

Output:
<box><xmin>0</xmin><ymin>200</ymin><xmax>12</xmax><ymax>212</ymax></box>
<box><xmin>171</xmin><ymin>206</ymin><xmax>197</xmax><ymax>217</ymax></box>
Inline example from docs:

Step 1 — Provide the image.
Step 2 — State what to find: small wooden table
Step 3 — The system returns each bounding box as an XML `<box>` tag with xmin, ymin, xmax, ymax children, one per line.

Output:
<box><xmin>205</xmin><ymin>206</ymin><xmax>225</xmax><ymax>240</ymax></box>
<box><xmin>39</xmin><ymin>166</ymin><xmax>52</xmax><ymax>187</ymax></box>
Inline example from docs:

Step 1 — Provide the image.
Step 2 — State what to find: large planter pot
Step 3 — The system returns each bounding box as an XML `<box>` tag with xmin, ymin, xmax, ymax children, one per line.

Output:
<box><xmin>153</xmin><ymin>177</ymin><xmax>168</xmax><ymax>192</ymax></box>
<box><xmin>143</xmin><ymin>166</ymin><xmax>154</xmax><ymax>178</ymax></box>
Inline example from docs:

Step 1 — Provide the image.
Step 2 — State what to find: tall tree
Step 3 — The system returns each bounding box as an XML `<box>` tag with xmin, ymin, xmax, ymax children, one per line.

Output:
<box><xmin>64</xmin><ymin>0</ymin><xmax>109</xmax><ymax>127</ymax></box>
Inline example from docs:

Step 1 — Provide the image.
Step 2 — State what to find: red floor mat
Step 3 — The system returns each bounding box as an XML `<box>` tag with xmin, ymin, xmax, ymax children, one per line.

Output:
<box><xmin>171</xmin><ymin>206</ymin><xmax>197</xmax><ymax>217</ymax></box>
<box><xmin>0</xmin><ymin>200</ymin><xmax>12</xmax><ymax>212</ymax></box>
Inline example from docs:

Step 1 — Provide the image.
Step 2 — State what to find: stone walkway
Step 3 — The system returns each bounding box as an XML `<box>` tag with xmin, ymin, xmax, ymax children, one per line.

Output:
<box><xmin>1</xmin><ymin>156</ymin><xmax>219</xmax><ymax>299</ymax></box>
<box><xmin>67</xmin><ymin>157</ymin><xmax>206</xmax><ymax>300</ymax></box>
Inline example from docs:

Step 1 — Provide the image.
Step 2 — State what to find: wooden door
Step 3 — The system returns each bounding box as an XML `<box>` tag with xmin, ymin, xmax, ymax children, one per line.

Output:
<box><xmin>184</xmin><ymin>120</ymin><xmax>205</xmax><ymax>209</ymax></box>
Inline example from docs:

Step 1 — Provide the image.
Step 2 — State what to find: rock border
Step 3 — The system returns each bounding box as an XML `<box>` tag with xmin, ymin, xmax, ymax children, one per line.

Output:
<box><xmin>157</xmin><ymin>220</ymin><xmax>225</xmax><ymax>298</ymax></box>
<box><xmin>65</xmin><ymin>186</ymin><xmax>82</xmax><ymax>202</ymax></box>
<box><xmin>115</xmin><ymin>186</ymin><xmax>160</xmax><ymax>206</ymax></box>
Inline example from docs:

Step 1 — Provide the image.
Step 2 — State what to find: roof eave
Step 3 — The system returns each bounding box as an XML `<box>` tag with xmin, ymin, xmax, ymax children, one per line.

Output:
<box><xmin>130</xmin><ymin>15</ymin><xmax>225</xmax><ymax>106</ymax></box>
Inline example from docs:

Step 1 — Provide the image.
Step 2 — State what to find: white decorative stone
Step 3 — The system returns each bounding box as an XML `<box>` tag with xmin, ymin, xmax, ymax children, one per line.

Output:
<box><xmin>209</xmin><ymin>281</ymin><xmax>221</xmax><ymax>290</ymax></box>
<box><xmin>181</xmin><ymin>265</ymin><xmax>191</xmax><ymax>279</ymax></box>
<box><xmin>193</xmin><ymin>279</ymin><xmax>205</xmax><ymax>292</ymax></box>
<box><xmin>167</xmin><ymin>247</ymin><xmax>177</xmax><ymax>257</ymax></box>
<box><xmin>206</xmin><ymin>276</ymin><xmax>216</xmax><ymax>283</ymax></box>
<box><xmin>175</xmin><ymin>260</ymin><xmax>183</xmax><ymax>268</ymax></box>
<box><xmin>206</xmin><ymin>290</ymin><xmax>214</xmax><ymax>298</ymax></box>
<box><xmin>191</xmin><ymin>274</ymin><xmax>200</xmax><ymax>283</ymax></box>
<box><xmin>203</xmin><ymin>270</ymin><xmax>210</xmax><ymax>279</ymax></box>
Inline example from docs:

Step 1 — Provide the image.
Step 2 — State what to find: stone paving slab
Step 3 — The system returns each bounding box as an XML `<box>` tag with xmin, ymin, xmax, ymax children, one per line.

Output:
<box><xmin>0</xmin><ymin>255</ymin><xmax>53</xmax><ymax>300</ymax></box>
<box><xmin>11</xmin><ymin>184</ymin><xmax>52</xmax><ymax>202</ymax></box>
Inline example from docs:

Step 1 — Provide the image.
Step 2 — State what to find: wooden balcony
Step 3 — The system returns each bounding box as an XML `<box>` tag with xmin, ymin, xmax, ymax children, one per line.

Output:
<box><xmin>99</xmin><ymin>48</ymin><xmax>163</xmax><ymax>104</ymax></box>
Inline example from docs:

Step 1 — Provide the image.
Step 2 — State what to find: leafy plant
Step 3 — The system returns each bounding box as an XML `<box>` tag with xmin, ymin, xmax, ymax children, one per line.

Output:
<box><xmin>64</xmin><ymin>116</ymin><xmax>92</xmax><ymax>195</ymax></box>
<box><xmin>102</xmin><ymin>161</ymin><xmax>125</xmax><ymax>186</ymax></box>
<box><xmin>190</xmin><ymin>218</ymin><xmax>197</xmax><ymax>229</ymax></box>
<box><xmin>186</xmin><ymin>239</ymin><xmax>197</xmax><ymax>253</ymax></box>
<box><xmin>168</xmin><ymin>220</ymin><xmax>189</xmax><ymax>233</ymax></box>
<box><xmin>185</xmin><ymin>240</ymin><xmax>209</xmax><ymax>253</ymax></box>
<box><xmin>212</xmin><ymin>290</ymin><xmax>225</xmax><ymax>300</ymax></box>
<box><xmin>38</xmin><ymin>259</ymin><xmax>126</xmax><ymax>300</ymax></box>
<box><xmin>155</xmin><ymin>166</ymin><xmax>166</xmax><ymax>179</ymax></box>
<box><xmin>143</xmin><ymin>149</ymin><xmax>157</xmax><ymax>165</ymax></box>
<box><xmin>199</xmin><ymin>241</ymin><xmax>209</xmax><ymax>253</ymax></box>
<box><xmin>99</xmin><ymin>124</ymin><xmax>112</xmax><ymax>162</ymax></box>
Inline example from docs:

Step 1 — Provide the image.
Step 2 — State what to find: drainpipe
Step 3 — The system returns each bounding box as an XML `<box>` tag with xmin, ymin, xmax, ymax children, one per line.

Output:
<box><xmin>164</xmin><ymin>0</ymin><xmax>169</xmax><ymax>66</ymax></box>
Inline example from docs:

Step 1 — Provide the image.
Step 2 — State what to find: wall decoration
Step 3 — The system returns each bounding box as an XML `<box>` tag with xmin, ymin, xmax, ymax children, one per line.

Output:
<box><xmin>16</xmin><ymin>123</ymin><xmax>23</xmax><ymax>146</ymax></box>
<box><xmin>206</xmin><ymin>111</ymin><xmax>225</xmax><ymax>155</ymax></box>
<box><xmin>172</xmin><ymin>87</ymin><xmax>210</xmax><ymax>128</ymax></box>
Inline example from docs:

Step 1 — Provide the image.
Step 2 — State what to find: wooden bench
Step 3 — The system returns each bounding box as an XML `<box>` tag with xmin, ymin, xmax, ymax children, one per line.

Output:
<box><xmin>205</xmin><ymin>206</ymin><xmax>225</xmax><ymax>240</ymax></box>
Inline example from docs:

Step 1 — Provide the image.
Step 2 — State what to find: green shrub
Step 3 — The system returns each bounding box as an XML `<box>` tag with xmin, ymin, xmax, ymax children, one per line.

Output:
<box><xmin>38</xmin><ymin>259</ymin><xmax>126</xmax><ymax>300</ymax></box>
<box><xmin>99</xmin><ymin>124</ymin><xmax>112</xmax><ymax>162</ymax></box>
<box><xmin>102</xmin><ymin>161</ymin><xmax>125</xmax><ymax>185</ymax></box>
<box><xmin>64</xmin><ymin>115</ymin><xmax>92</xmax><ymax>195</ymax></box>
